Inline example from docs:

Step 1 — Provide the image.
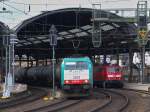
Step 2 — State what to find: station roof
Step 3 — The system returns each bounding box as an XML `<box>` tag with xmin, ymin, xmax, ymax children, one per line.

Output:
<box><xmin>15</xmin><ymin>8</ymin><xmax>138</xmax><ymax>59</ymax></box>
<box><xmin>0</xmin><ymin>22</ymin><xmax>9</xmax><ymax>47</ymax></box>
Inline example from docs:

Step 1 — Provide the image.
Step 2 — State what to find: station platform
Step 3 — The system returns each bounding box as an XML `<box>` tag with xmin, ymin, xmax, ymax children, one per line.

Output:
<box><xmin>123</xmin><ymin>82</ymin><xmax>150</xmax><ymax>92</ymax></box>
<box><xmin>0</xmin><ymin>83</ymin><xmax>27</xmax><ymax>95</ymax></box>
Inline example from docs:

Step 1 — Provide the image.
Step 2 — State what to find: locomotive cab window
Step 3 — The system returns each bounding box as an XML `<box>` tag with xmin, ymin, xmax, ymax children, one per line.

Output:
<box><xmin>107</xmin><ymin>67</ymin><xmax>120</xmax><ymax>72</ymax></box>
<box><xmin>65</xmin><ymin>62</ymin><xmax>88</xmax><ymax>70</ymax></box>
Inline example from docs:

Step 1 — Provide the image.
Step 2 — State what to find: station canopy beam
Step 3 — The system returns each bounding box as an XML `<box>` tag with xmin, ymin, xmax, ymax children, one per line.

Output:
<box><xmin>92</xmin><ymin>4</ymin><xmax>102</xmax><ymax>48</ymax></box>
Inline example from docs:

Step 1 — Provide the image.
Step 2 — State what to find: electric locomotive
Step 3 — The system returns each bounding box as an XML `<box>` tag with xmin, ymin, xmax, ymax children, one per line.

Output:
<box><xmin>61</xmin><ymin>57</ymin><xmax>93</xmax><ymax>96</ymax></box>
<box><xmin>94</xmin><ymin>64</ymin><xmax>123</xmax><ymax>88</ymax></box>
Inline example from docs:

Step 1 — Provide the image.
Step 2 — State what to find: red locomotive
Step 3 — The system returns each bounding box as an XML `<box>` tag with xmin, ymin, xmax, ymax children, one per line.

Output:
<box><xmin>93</xmin><ymin>64</ymin><xmax>123</xmax><ymax>88</ymax></box>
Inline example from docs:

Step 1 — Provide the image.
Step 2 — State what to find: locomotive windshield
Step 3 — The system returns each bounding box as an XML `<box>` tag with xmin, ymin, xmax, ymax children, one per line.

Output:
<box><xmin>107</xmin><ymin>66</ymin><xmax>120</xmax><ymax>72</ymax></box>
<box><xmin>65</xmin><ymin>62</ymin><xmax>88</xmax><ymax>70</ymax></box>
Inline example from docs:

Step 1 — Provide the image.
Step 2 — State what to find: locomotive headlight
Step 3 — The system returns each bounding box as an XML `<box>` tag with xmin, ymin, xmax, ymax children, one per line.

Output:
<box><xmin>84</xmin><ymin>80</ymin><xmax>89</xmax><ymax>83</ymax></box>
<box><xmin>108</xmin><ymin>75</ymin><xmax>113</xmax><ymax>77</ymax></box>
<box><xmin>65</xmin><ymin>80</ymin><xmax>69</xmax><ymax>84</ymax></box>
<box><xmin>116</xmin><ymin>75</ymin><xmax>121</xmax><ymax>77</ymax></box>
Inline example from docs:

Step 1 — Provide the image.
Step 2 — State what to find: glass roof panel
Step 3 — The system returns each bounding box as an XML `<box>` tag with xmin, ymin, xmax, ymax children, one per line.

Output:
<box><xmin>16</xmin><ymin>44</ymin><xmax>23</xmax><ymax>47</ymax></box>
<box><xmin>28</xmin><ymin>38</ymin><xmax>36</xmax><ymax>41</ymax></box>
<box><xmin>57</xmin><ymin>37</ymin><xmax>64</xmax><ymax>40</ymax></box>
<box><xmin>43</xmin><ymin>39</ymin><xmax>50</xmax><ymax>42</ymax></box>
<box><xmin>88</xmin><ymin>29</ymin><xmax>92</xmax><ymax>33</ymax></box>
<box><xmin>33</xmin><ymin>41</ymin><xmax>41</xmax><ymax>44</ymax></box>
<box><xmin>19</xmin><ymin>40</ymin><xmax>28</xmax><ymax>43</ymax></box>
<box><xmin>36</xmin><ymin>36</ymin><xmax>47</xmax><ymax>39</ymax></box>
<box><xmin>102</xmin><ymin>24</ymin><xmax>114</xmax><ymax>31</ymax></box>
<box><xmin>59</xmin><ymin>31</ymin><xmax>68</xmax><ymax>35</ymax></box>
<box><xmin>101</xmin><ymin>23</ymin><xmax>106</xmax><ymax>26</ymax></box>
<box><xmin>81</xmin><ymin>25</ymin><xmax>92</xmax><ymax>30</ymax></box>
<box><xmin>76</xmin><ymin>32</ymin><xmax>88</xmax><ymax>37</ymax></box>
<box><xmin>65</xmin><ymin>35</ymin><xmax>74</xmax><ymax>38</ymax></box>
<box><xmin>69</xmin><ymin>28</ymin><xmax>81</xmax><ymax>33</ymax></box>
<box><xmin>24</xmin><ymin>42</ymin><xmax>32</xmax><ymax>45</ymax></box>
<box><xmin>112</xmin><ymin>23</ymin><xmax>120</xmax><ymax>27</ymax></box>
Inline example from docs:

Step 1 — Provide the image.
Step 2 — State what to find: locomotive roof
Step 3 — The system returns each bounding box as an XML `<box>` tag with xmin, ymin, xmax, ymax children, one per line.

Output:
<box><xmin>62</xmin><ymin>57</ymin><xmax>91</xmax><ymax>62</ymax></box>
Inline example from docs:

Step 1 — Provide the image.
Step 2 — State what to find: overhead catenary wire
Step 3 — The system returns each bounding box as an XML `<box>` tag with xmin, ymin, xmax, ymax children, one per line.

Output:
<box><xmin>0</xmin><ymin>1</ymin><xmax>15</xmax><ymax>20</ymax></box>
<box><xmin>6</xmin><ymin>0</ymin><xmax>92</xmax><ymax>6</ymax></box>
<box><xmin>0</xmin><ymin>1</ymin><xmax>27</xmax><ymax>14</ymax></box>
<box><xmin>2</xmin><ymin>0</ymin><xmax>136</xmax><ymax>15</ymax></box>
<box><xmin>0</xmin><ymin>1</ymin><xmax>89</xmax><ymax>23</ymax></box>
<box><xmin>3</xmin><ymin>0</ymin><xmax>92</xmax><ymax>14</ymax></box>
<box><xmin>0</xmin><ymin>0</ymin><xmax>141</xmax><ymax>30</ymax></box>
<box><xmin>104</xmin><ymin>0</ymin><xmax>131</xmax><ymax>2</ymax></box>
<box><xmin>0</xmin><ymin>1</ymin><xmax>142</xmax><ymax>16</ymax></box>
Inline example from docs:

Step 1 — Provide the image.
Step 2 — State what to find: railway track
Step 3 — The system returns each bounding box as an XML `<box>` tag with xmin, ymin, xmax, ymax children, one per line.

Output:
<box><xmin>21</xmin><ymin>90</ymin><xmax>110</xmax><ymax>112</ymax></box>
<box><xmin>107</xmin><ymin>89</ymin><xmax>129</xmax><ymax>112</ymax></box>
<box><xmin>55</xmin><ymin>90</ymin><xmax>117</xmax><ymax>112</ymax></box>
<box><xmin>25</xmin><ymin>98</ymin><xmax>83</xmax><ymax>112</ymax></box>
<box><xmin>89</xmin><ymin>90</ymin><xmax>112</xmax><ymax>112</ymax></box>
<box><xmin>89</xmin><ymin>89</ymin><xmax>129</xmax><ymax>112</ymax></box>
<box><xmin>0</xmin><ymin>86</ymin><xmax>48</xmax><ymax>109</ymax></box>
<box><xmin>12</xmin><ymin>89</ymin><xmax>129</xmax><ymax>112</ymax></box>
<box><xmin>3</xmin><ymin>88</ymin><xmax>150</xmax><ymax>112</ymax></box>
<box><xmin>119</xmin><ymin>88</ymin><xmax>150</xmax><ymax>112</ymax></box>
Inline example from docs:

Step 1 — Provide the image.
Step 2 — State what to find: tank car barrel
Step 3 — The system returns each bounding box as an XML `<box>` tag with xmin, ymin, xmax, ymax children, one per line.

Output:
<box><xmin>15</xmin><ymin>64</ymin><xmax>60</xmax><ymax>86</ymax></box>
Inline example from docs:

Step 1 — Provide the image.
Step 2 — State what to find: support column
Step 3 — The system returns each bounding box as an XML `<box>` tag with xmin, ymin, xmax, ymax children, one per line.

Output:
<box><xmin>103</xmin><ymin>55</ymin><xmax>107</xmax><ymax>64</ymax></box>
<box><xmin>45</xmin><ymin>59</ymin><xmax>47</xmax><ymax>66</ymax></box>
<box><xmin>93</xmin><ymin>55</ymin><xmax>96</xmax><ymax>63</ymax></box>
<box><xmin>27</xmin><ymin>56</ymin><xmax>29</xmax><ymax>67</ymax></box>
<box><xmin>117</xmin><ymin>48</ymin><xmax>119</xmax><ymax>65</ymax></box>
<box><xmin>30</xmin><ymin>59</ymin><xmax>33</xmax><ymax>67</ymax></box>
<box><xmin>0</xmin><ymin>48</ymin><xmax>3</xmax><ymax>83</ymax></box>
<box><xmin>19</xmin><ymin>56</ymin><xmax>22</xmax><ymax>67</ymax></box>
<box><xmin>141</xmin><ymin>46</ymin><xmax>145</xmax><ymax>83</ymax></box>
<box><xmin>2</xmin><ymin>47</ymin><xmax>4</xmax><ymax>82</ymax></box>
<box><xmin>56</xmin><ymin>58</ymin><xmax>59</xmax><ymax>64</ymax></box>
<box><xmin>128</xmin><ymin>48</ymin><xmax>133</xmax><ymax>82</ymax></box>
<box><xmin>36</xmin><ymin>59</ymin><xmax>39</xmax><ymax>66</ymax></box>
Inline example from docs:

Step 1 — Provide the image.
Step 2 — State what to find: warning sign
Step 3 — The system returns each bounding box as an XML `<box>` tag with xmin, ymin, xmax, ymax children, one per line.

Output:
<box><xmin>137</xmin><ymin>29</ymin><xmax>148</xmax><ymax>46</ymax></box>
<box><xmin>138</xmin><ymin>29</ymin><xmax>148</xmax><ymax>39</ymax></box>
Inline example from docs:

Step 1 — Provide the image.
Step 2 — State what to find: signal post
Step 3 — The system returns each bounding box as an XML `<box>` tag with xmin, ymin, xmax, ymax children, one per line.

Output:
<box><xmin>137</xmin><ymin>1</ymin><xmax>148</xmax><ymax>83</ymax></box>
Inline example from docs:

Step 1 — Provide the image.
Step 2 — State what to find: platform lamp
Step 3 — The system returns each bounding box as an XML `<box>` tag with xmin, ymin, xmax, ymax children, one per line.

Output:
<box><xmin>2</xmin><ymin>32</ymin><xmax>10</xmax><ymax>98</ymax></box>
<box><xmin>10</xmin><ymin>33</ymin><xmax>18</xmax><ymax>86</ymax></box>
<box><xmin>49</xmin><ymin>25</ymin><xmax>57</xmax><ymax>98</ymax></box>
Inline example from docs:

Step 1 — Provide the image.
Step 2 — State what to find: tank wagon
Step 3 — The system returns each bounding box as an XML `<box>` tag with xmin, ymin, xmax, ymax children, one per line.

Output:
<box><xmin>61</xmin><ymin>57</ymin><xmax>93</xmax><ymax>96</ymax></box>
<box><xmin>93</xmin><ymin>64</ymin><xmax>123</xmax><ymax>88</ymax></box>
<box><xmin>15</xmin><ymin>60</ymin><xmax>123</xmax><ymax>89</ymax></box>
<box><xmin>15</xmin><ymin>65</ymin><xmax>61</xmax><ymax>86</ymax></box>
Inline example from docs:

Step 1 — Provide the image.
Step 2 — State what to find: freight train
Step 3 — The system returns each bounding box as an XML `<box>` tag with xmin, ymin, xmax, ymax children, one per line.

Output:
<box><xmin>15</xmin><ymin>61</ymin><xmax>123</xmax><ymax>88</ymax></box>
<box><xmin>61</xmin><ymin>57</ymin><xmax>93</xmax><ymax>96</ymax></box>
